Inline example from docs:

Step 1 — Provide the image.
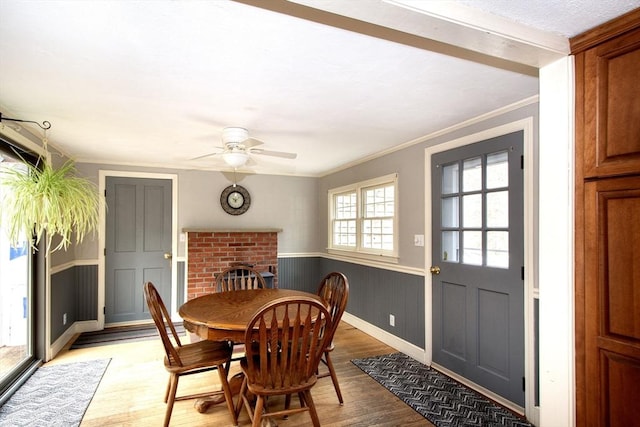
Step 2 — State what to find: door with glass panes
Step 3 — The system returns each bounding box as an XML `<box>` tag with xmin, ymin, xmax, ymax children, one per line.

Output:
<box><xmin>431</xmin><ymin>131</ymin><xmax>524</xmax><ymax>406</ymax></box>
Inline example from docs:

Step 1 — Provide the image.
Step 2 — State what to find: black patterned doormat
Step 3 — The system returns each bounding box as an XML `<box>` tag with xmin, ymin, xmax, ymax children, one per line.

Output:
<box><xmin>351</xmin><ymin>353</ymin><xmax>532</xmax><ymax>427</ymax></box>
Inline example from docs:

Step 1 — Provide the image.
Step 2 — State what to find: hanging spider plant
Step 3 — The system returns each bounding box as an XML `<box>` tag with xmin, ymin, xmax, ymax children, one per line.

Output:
<box><xmin>0</xmin><ymin>154</ymin><xmax>100</xmax><ymax>253</ymax></box>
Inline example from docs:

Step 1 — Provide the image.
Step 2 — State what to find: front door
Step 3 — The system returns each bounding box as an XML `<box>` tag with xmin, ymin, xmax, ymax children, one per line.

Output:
<box><xmin>105</xmin><ymin>177</ymin><xmax>172</xmax><ymax>324</ymax></box>
<box><xmin>431</xmin><ymin>131</ymin><xmax>524</xmax><ymax>406</ymax></box>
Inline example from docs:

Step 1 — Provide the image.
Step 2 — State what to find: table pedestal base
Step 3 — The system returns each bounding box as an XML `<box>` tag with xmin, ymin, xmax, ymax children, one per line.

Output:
<box><xmin>194</xmin><ymin>372</ymin><xmax>244</xmax><ymax>413</ymax></box>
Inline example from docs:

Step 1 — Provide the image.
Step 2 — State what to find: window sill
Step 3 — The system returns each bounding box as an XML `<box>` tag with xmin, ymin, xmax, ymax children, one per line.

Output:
<box><xmin>327</xmin><ymin>248</ymin><xmax>399</xmax><ymax>264</ymax></box>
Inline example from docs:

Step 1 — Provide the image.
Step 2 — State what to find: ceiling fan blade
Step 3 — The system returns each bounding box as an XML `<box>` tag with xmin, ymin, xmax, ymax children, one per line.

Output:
<box><xmin>250</xmin><ymin>148</ymin><xmax>297</xmax><ymax>159</ymax></box>
<box><xmin>190</xmin><ymin>152</ymin><xmax>220</xmax><ymax>160</ymax></box>
<box><xmin>243</xmin><ymin>137</ymin><xmax>264</xmax><ymax>149</ymax></box>
<box><xmin>190</xmin><ymin>145</ymin><xmax>226</xmax><ymax>160</ymax></box>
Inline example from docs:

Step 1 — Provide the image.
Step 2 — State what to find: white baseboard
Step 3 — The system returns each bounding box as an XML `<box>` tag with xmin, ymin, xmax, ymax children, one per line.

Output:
<box><xmin>341</xmin><ymin>312</ymin><xmax>426</xmax><ymax>363</ymax></box>
<box><xmin>49</xmin><ymin>320</ymin><xmax>100</xmax><ymax>360</ymax></box>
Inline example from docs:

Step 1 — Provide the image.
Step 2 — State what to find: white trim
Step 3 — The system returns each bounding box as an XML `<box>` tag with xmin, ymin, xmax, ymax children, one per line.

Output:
<box><xmin>321</xmin><ymin>96</ymin><xmax>538</xmax><ymax>177</ymax></box>
<box><xmin>341</xmin><ymin>312</ymin><xmax>425</xmax><ymax>363</ymax></box>
<box><xmin>424</xmin><ymin>117</ymin><xmax>535</xmax><ymax>415</ymax></box>
<box><xmin>98</xmin><ymin>170</ymin><xmax>178</xmax><ymax>329</ymax></box>
<box><xmin>49</xmin><ymin>259</ymin><xmax>99</xmax><ymax>275</ymax></box>
<box><xmin>385</xmin><ymin>0</ymin><xmax>568</xmax><ymax>55</ymax></box>
<box><xmin>49</xmin><ymin>320</ymin><xmax>99</xmax><ymax>359</ymax></box>
<box><xmin>538</xmin><ymin>56</ymin><xmax>575</xmax><ymax>427</ymax></box>
<box><xmin>277</xmin><ymin>251</ymin><xmax>426</xmax><ymax>276</ymax></box>
<box><xmin>328</xmin><ymin>172</ymin><xmax>399</xmax><ymax>258</ymax></box>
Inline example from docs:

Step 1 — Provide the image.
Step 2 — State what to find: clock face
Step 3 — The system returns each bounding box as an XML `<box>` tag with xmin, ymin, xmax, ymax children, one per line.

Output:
<box><xmin>227</xmin><ymin>191</ymin><xmax>244</xmax><ymax>208</ymax></box>
<box><xmin>220</xmin><ymin>185</ymin><xmax>250</xmax><ymax>215</ymax></box>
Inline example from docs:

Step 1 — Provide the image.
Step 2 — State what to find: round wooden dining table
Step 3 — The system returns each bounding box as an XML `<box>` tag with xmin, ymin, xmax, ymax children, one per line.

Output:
<box><xmin>179</xmin><ymin>288</ymin><xmax>323</xmax><ymax>415</ymax></box>
<box><xmin>179</xmin><ymin>288</ymin><xmax>323</xmax><ymax>343</ymax></box>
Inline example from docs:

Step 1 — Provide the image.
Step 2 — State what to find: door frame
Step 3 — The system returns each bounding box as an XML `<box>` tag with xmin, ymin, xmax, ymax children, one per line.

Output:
<box><xmin>98</xmin><ymin>170</ymin><xmax>178</xmax><ymax>329</ymax></box>
<box><xmin>424</xmin><ymin>117</ymin><xmax>536</xmax><ymax>419</ymax></box>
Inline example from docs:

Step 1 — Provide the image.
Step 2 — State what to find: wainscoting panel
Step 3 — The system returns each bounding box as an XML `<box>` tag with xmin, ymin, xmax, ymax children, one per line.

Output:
<box><xmin>76</xmin><ymin>265</ymin><xmax>98</xmax><ymax>321</ymax></box>
<box><xmin>277</xmin><ymin>257</ymin><xmax>322</xmax><ymax>292</ymax></box>
<box><xmin>278</xmin><ymin>257</ymin><xmax>425</xmax><ymax>348</ymax></box>
<box><xmin>50</xmin><ymin>264</ymin><xmax>98</xmax><ymax>344</ymax></box>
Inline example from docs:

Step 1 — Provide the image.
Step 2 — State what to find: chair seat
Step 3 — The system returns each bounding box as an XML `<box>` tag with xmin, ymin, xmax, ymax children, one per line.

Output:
<box><xmin>165</xmin><ymin>339</ymin><xmax>232</xmax><ymax>374</ymax></box>
<box><xmin>240</xmin><ymin>357</ymin><xmax>318</xmax><ymax>396</ymax></box>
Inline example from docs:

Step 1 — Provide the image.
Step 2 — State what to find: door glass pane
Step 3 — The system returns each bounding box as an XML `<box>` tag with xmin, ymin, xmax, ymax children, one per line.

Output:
<box><xmin>487</xmin><ymin>231</ymin><xmax>509</xmax><ymax>268</ymax></box>
<box><xmin>0</xmin><ymin>162</ymin><xmax>32</xmax><ymax>385</ymax></box>
<box><xmin>442</xmin><ymin>163</ymin><xmax>459</xmax><ymax>194</ymax></box>
<box><xmin>442</xmin><ymin>231</ymin><xmax>459</xmax><ymax>262</ymax></box>
<box><xmin>463</xmin><ymin>194</ymin><xmax>482</xmax><ymax>228</ymax></box>
<box><xmin>463</xmin><ymin>231</ymin><xmax>482</xmax><ymax>265</ymax></box>
<box><xmin>487</xmin><ymin>151</ymin><xmax>509</xmax><ymax>189</ymax></box>
<box><xmin>463</xmin><ymin>157</ymin><xmax>482</xmax><ymax>192</ymax></box>
<box><xmin>487</xmin><ymin>191</ymin><xmax>509</xmax><ymax>228</ymax></box>
<box><xmin>442</xmin><ymin>196</ymin><xmax>459</xmax><ymax>227</ymax></box>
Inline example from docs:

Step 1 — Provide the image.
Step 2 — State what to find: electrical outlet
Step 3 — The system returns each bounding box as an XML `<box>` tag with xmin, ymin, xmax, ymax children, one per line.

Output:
<box><xmin>63</xmin><ymin>313</ymin><xmax>67</xmax><ymax>325</ymax></box>
<box><xmin>389</xmin><ymin>314</ymin><xmax>395</xmax><ymax>327</ymax></box>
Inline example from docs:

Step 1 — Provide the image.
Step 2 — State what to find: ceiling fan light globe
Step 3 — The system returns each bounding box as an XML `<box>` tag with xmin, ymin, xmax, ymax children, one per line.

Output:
<box><xmin>222</xmin><ymin>151</ymin><xmax>250</xmax><ymax>168</ymax></box>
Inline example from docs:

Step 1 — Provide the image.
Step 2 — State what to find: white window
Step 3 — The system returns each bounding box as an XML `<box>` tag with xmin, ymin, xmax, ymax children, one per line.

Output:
<box><xmin>329</xmin><ymin>173</ymin><xmax>398</xmax><ymax>261</ymax></box>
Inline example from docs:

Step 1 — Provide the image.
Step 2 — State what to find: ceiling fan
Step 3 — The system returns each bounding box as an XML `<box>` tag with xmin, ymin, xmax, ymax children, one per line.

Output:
<box><xmin>192</xmin><ymin>127</ymin><xmax>297</xmax><ymax>168</ymax></box>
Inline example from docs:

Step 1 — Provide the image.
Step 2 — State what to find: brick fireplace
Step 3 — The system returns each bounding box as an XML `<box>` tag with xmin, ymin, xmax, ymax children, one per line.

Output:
<box><xmin>184</xmin><ymin>228</ymin><xmax>280</xmax><ymax>300</ymax></box>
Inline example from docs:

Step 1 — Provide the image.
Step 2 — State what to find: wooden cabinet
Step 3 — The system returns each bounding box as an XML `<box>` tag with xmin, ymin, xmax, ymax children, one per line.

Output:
<box><xmin>573</xmin><ymin>8</ymin><xmax>640</xmax><ymax>427</ymax></box>
<box><xmin>580</xmin><ymin>27</ymin><xmax>640</xmax><ymax>178</ymax></box>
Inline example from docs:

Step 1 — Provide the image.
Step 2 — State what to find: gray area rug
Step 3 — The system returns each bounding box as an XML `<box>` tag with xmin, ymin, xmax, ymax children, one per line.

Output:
<box><xmin>351</xmin><ymin>352</ymin><xmax>532</xmax><ymax>427</ymax></box>
<box><xmin>0</xmin><ymin>359</ymin><xmax>110</xmax><ymax>427</ymax></box>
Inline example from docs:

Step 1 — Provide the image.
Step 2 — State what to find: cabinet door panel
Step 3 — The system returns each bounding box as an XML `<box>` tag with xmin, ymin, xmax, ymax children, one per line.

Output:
<box><xmin>584</xmin><ymin>176</ymin><xmax>640</xmax><ymax>426</ymax></box>
<box><xmin>583</xmin><ymin>29</ymin><xmax>640</xmax><ymax>178</ymax></box>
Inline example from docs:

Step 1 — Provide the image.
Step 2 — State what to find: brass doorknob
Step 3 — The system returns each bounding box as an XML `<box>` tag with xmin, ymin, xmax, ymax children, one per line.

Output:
<box><xmin>163</xmin><ymin>252</ymin><xmax>172</xmax><ymax>260</ymax></box>
<box><xmin>429</xmin><ymin>266</ymin><xmax>441</xmax><ymax>275</ymax></box>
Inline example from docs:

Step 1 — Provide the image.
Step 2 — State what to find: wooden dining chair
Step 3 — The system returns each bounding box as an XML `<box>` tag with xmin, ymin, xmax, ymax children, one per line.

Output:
<box><xmin>143</xmin><ymin>282</ymin><xmax>237</xmax><ymax>427</ymax></box>
<box><xmin>215</xmin><ymin>264</ymin><xmax>267</xmax><ymax>292</ymax></box>
<box><xmin>216</xmin><ymin>265</ymin><xmax>268</xmax><ymax>364</ymax></box>
<box><xmin>316</xmin><ymin>272</ymin><xmax>349</xmax><ymax>404</ymax></box>
<box><xmin>236</xmin><ymin>295</ymin><xmax>333</xmax><ymax>427</ymax></box>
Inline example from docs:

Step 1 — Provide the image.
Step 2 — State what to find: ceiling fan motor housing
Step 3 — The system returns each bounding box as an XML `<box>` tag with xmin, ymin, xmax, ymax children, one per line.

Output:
<box><xmin>222</xmin><ymin>127</ymin><xmax>249</xmax><ymax>146</ymax></box>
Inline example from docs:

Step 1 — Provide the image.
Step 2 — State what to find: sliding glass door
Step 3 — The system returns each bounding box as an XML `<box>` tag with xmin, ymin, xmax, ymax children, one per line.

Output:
<box><xmin>0</xmin><ymin>142</ymin><xmax>37</xmax><ymax>398</ymax></box>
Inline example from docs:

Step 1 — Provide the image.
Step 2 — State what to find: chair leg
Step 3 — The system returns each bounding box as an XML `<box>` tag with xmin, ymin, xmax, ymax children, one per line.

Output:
<box><xmin>284</xmin><ymin>393</ymin><xmax>291</xmax><ymax>410</ymax></box>
<box><xmin>164</xmin><ymin>373</ymin><xmax>179</xmax><ymax>427</ymax></box>
<box><xmin>252</xmin><ymin>396</ymin><xmax>265</xmax><ymax>427</ymax></box>
<box><xmin>324</xmin><ymin>350</ymin><xmax>344</xmax><ymax>404</ymax></box>
<box><xmin>303</xmin><ymin>390</ymin><xmax>321</xmax><ymax>427</ymax></box>
<box><xmin>216</xmin><ymin>364</ymin><xmax>238</xmax><ymax>426</ymax></box>
<box><xmin>164</xmin><ymin>376</ymin><xmax>171</xmax><ymax>403</ymax></box>
<box><xmin>235</xmin><ymin>375</ymin><xmax>248</xmax><ymax>421</ymax></box>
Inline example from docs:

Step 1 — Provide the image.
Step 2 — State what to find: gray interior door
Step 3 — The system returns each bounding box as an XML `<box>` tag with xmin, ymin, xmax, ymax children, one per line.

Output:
<box><xmin>431</xmin><ymin>131</ymin><xmax>524</xmax><ymax>406</ymax></box>
<box><xmin>105</xmin><ymin>177</ymin><xmax>172</xmax><ymax>324</ymax></box>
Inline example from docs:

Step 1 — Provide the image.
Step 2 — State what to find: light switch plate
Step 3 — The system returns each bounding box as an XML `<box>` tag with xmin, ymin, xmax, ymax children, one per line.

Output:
<box><xmin>414</xmin><ymin>234</ymin><xmax>424</xmax><ymax>246</ymax></box>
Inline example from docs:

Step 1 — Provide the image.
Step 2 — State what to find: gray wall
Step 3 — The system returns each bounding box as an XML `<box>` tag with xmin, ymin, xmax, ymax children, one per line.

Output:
<box><xmin>318</xmin><ymin>102</ymin><xmax>539</xmax><ymax>269</ymax></box>
<box><xmin>66</xmin><ymin>164</ymin><xmax>320</xmax><ymax>260</ymax></box>
<box><xmin>50</xmin><ymin>102</ymin><xmax>539</xmax><ymax>352</ymax></box>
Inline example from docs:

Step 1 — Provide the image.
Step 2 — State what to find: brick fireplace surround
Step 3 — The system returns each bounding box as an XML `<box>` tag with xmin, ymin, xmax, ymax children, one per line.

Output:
<box><xmin>184</xmin><ymin>229</ymin><xmax>280</xmax><ymax>300</ymax></box>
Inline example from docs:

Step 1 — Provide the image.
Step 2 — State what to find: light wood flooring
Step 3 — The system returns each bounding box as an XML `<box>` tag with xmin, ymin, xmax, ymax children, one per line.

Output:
<box><xmin>50</xmin><ymin>322</ymin><xmax>432</xmax><ymax>426</ymax></box>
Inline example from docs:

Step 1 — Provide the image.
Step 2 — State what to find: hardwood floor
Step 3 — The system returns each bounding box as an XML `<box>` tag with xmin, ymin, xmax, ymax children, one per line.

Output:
<box><xmin>50</xmin><ymin>322</ymin><xmax>432</xmax><ymax>426</ymax></box>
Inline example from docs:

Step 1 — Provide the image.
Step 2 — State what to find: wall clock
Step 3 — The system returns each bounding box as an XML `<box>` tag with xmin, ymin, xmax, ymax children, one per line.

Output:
<box><xmin>220</xmin><ymin>184</ymin><xmax>251</xmax><ymax>215</ymax></box>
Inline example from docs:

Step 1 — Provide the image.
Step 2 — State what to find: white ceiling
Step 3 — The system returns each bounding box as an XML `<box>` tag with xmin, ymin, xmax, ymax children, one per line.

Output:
<box><xmin>1</xmin><ymin>0</ymin><xmax>638</xmax><ymax>176</ymax></box>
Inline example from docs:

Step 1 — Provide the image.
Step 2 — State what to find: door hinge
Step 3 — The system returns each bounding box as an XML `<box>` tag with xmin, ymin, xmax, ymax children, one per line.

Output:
<box><xmin>103</xmin><ymin>306</ymin><xmax>106</xmax><ymax>315</ymax></box>
<box><xmin>104</xmin><ymin>248</ymin><xmax>106</xmax><ymax>256</ymax></box>
<box><xmin>521</xmin><ymin>266</ymin><xmax>525</xmax><ymax>280</ymax></box>
<box><xmin>104</xmin><ymin>189</ymin><xmax>107</xmax><ymax>197</ymax></box>
<box><xmin>522</xmin><ymin>376</ymin><xmax>525</xmax><ymax>391</ymax></box>
<box><xmin>520</xmin><ymin>155</ymin><xmax>524</xmax><ymax>169</ymax></box>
